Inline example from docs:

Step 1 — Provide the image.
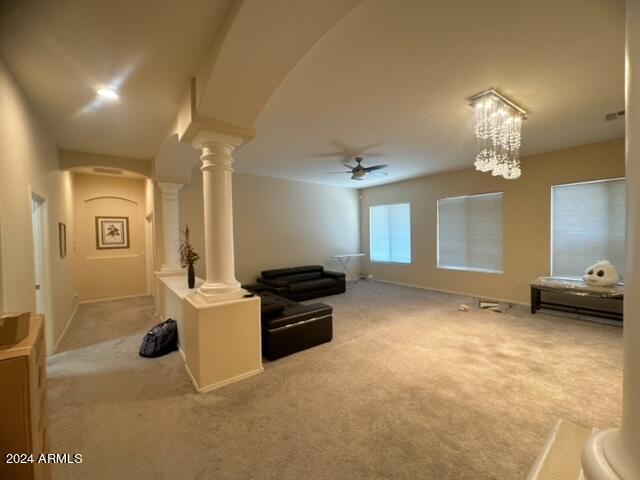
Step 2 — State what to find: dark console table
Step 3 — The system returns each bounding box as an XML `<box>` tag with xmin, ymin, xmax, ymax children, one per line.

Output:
<box><xmin>530</xmin><ymin>277</ymin><xmax>623</xmax><ymax>323</ymax></box>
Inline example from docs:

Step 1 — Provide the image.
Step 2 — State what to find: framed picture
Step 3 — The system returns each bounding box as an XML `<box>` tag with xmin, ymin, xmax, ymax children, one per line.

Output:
<box><xmin>58</xmin><ymin>222</ymin><xmax>67</xmax><ymax>258</ymax></box>
<box><xmin>95</xmin><ymin>216</ymin><xmax>130</xmax><ymax>250</ymax></box>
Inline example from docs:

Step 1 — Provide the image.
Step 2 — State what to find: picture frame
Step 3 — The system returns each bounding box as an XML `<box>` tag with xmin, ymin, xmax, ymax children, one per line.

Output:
<box><xmin>95</xmin><ymin>216</ymin><xmax>130</xmax><ymax>250</ymax></box>
<box><xmin>58</xmin><ymin>222</ymin><xmax>67</xmax><ymax>258</ymax></box>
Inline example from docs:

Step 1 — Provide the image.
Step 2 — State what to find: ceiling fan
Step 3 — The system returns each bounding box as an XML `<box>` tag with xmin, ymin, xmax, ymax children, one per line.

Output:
<box><xmin>326</xmin><ymin>157</ymin><xmax>388</xmax><ymax>181</ymax></box>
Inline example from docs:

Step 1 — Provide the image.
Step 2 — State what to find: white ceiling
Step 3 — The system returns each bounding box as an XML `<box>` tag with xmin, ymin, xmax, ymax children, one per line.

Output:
<box><xmin>0</xmin><ymin>0</ymin><xmax>232</xmax><ymax>159</ymax></box>
<box><xmin>0</xmin><ymin>0</ymin><xmax>626</xmax><ymax>187</ymax></box>
<box><xmin>234</xmin><ymin>0</ymin><xmax>625</xmax><ymax>187</ymax></box>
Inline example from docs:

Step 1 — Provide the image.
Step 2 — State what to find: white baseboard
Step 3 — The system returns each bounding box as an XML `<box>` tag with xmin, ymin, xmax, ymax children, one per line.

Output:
<box><xmin>78</xmin><ymin>293</ymin><xmax>149</xmax><ymax>305</ymax></box>
<box><xmin>184</xmin><ymin>363</ymin><xmax>263</xmax><ymax>394</ymax></box>
<box><xmin>177</xmin><ymin>345</ymin><xmax>186</xmax><ymax>361</ymax></box>
<box><xmin>370</xmin><ymin>278</ymin><xmax>528</xmax><ymax>307</ymax></box>
<box><xmin>527</xmin><ymin>419</ymin><xmax>594</xmax><ymax>480</ymax></box>
<box><xmin>53</xmin><ymin>303</ymin><xmax>78</xmax><ymax>354</ymax></box>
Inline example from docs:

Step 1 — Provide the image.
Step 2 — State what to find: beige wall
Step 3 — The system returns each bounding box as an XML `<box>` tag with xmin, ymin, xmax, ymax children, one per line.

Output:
<box><xmin>72</xmin><ymin>173</ymin><xmax>148</xmax><ymax>302</ymax></box>
<box><xmin>0</xmin><ymin>58</ymin><xmax>76</xmax><ymax>353</ymax></box>
<box><xmin>180</xmin><ymin>170</ymin><xmax>361</xmax><ymax>284</ymax></box>
<box><xmin>360</xmin><ymin>139</ymin><xmax>625</xmax><ymax>304</ymax></box>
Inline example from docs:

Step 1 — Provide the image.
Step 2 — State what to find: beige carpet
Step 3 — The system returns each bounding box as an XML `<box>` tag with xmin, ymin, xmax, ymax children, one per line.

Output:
<box><xmin>48</xmin><ymin>282</ymin><xmax>622</xmax><ymax>480</ymax></box>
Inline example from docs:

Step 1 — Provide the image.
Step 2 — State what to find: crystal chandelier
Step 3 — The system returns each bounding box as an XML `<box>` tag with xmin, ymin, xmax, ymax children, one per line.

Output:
<box><xmin>470</xmin><ymin>89</ymin><xmax>526</xmax><ymax>180</ymax></box>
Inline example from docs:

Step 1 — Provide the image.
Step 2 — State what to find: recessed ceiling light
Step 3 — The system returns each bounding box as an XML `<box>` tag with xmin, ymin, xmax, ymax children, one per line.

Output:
<box><xmin>97</xmin><ymin>87</ymin><xmax>119</xmax><ymax>100</ymax></box>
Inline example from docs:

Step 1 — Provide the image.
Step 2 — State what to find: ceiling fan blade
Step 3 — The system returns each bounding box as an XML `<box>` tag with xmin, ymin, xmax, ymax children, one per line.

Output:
<box><xmin>312</xmin><ymin>151</ymin><xmax>347</xmax><ymax>158</ymax></box>
<box><xmin>342</xmin><ymin>163</ymin><xmax>356</xmax><ymax>169</ymax></box>
<box><xmin>364</xmin><ymin>164</ymin><xmax>388</xmax><ymax>172</ymax></box>
<box><xmin>370</xmin><ymin>171</ymin><xmax>388</xmax><ymax>177</ymax></box>
<box><xmin>359</xmin><ymin>141</ymin><xmax>386</xmax><ymax>152</ymax></box>
<box><xmin>325</xmin><ymin>171</ymin><xmax>352</xmax><ymax>175</ymax></box>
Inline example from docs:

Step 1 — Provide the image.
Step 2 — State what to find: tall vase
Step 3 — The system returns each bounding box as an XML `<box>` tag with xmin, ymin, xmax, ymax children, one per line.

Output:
<box><xmin>188</xmin><ymin>263</ymin><xmax>195</xmax><ymax>289</ymax></box>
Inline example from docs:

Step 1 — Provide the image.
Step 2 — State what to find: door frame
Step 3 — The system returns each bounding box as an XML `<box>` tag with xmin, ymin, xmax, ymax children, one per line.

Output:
<box><xmin>29</xmin><ymin>186</ymin><xmax>53</xmax><ymax>353</ymax></box>
<box><xmin>145</xmin><ymin>212</ymin><xmax>154</xmax><ymax>295</ymax></box>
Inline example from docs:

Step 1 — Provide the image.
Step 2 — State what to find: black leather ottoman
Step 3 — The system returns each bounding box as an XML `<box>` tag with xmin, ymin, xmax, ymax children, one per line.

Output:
<box><xmin>244</xmin><ymin>286</ymin><xmax>334</xmax><ymax>361</ymax></box>
<box><xmin>262</xmin><ymin>302</ymin><xmax>333</xmax><ymax>361</ymax></box>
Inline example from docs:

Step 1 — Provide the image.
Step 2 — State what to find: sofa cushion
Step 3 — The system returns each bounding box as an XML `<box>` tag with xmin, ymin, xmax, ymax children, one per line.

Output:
<box><xmin>257</xmin><ymin>278</ymin><xmax>289</xmax><ymax>288</ymax></box>
<box><xmin>288</xmin><ymin>278</ymin><xmax>336</xmax><ymax>294</ymax></box>
<box><xmin>256</xmin><ymin>292</ymin><xmax>295</xmax><ymax>318</ymax></box>
<box><xmin>261</xmin><ymin>265</ymin><xmax>324</xmax><ymax>279</ymax></box>
<box><xmin>260</xmin><ymin>298</ymin><xmax>285</xmax><ymax>318</ymax></box>
<box><xmin>258</xmin><ymin>292</ymin><xmax>296</xmax><ymax>306</ymax></box>
<box><xmin>275</xmin><ymin>272</ymin><xmax>322</xmax><ymax>283</ymax></box>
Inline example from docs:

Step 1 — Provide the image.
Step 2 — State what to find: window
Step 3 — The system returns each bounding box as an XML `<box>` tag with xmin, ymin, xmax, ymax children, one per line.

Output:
<box><xmin>437</xmin><ymin>192</ymin><xmax>504</xmax><ymax>273</ymax></box>
<box><xmin>552</xmin><ymin>178</ymin><xmax>626</xmax><ymax>280</ymax></box>
<box><xmin>370</xmin><ymin>203</ymin><xmax>411</xmax><ymax>263</ymax></box>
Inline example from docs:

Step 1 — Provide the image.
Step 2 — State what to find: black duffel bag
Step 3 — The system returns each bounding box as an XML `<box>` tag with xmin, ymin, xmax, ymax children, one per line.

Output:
<box><xmin>139</xmin><ymin>319</ymin><xmax>178</xmax><ymax>358</ymax></box>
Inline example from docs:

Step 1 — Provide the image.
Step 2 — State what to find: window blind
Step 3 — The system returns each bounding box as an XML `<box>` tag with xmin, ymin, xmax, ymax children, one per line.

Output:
<box><xmin>370</xmin><ymin>203</ymin><xmax>411</xmax><ymax>263</ymax></box>
<box><xmin>438</xmin><ymin>192</ymin><xmax>504</xmax><ymax>273</ymax></box>
<box><xmin>552</xmin><ymin>178</ymin><xmax>626</xmax><ymax>279</ymax></box>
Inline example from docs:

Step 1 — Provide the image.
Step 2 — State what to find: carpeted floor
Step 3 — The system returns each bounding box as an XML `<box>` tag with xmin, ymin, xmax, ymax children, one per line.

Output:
<box><xmin>47</xmin><ymin>282</ymin><xmax>622</xmax><ymax>480</ymax></box>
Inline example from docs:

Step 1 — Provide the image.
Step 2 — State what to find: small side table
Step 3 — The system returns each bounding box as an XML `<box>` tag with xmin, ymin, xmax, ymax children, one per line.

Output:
<box><xmin>331</xmin><ymin>253</ymin><xmax>366</xmax><ymax>281</ymax></box>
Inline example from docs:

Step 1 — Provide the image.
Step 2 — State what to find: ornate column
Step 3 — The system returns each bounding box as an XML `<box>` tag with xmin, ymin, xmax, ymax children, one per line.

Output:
<box><xmin>191</xmin><ymin>131</ymin><xmax>244</xmax><ymax>302</ymax></box>
<box><xmin>157</xmin><ymin>182</ymin><xmax>184</xmax><ymax>273</ymax></box>
<box><xmin>581</xmin><ymin>2</ymin><xmax>640</xmax><ymax>478</ymax></box>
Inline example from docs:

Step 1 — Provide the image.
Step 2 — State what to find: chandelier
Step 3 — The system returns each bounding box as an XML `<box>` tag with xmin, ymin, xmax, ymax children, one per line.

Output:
<box><xmin>470</xmin><ymin>89</ymin><xmax>526</xmax><ymax>180</ymax></box>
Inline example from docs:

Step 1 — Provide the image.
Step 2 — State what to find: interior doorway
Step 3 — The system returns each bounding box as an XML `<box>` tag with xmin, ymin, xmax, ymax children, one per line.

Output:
<box><xmin>31</xmin><ymin>190</ymin><xmax>52</xmax><ymax>351</ymax></box>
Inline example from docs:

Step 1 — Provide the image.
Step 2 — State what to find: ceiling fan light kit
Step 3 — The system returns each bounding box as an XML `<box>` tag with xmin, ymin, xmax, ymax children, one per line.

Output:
<box><xmin>328</xmin><ymin>156</ymin><xmax>388</xmax><ymax>181</ymax></box>
<box><xmin>469</xmin><ymin>89</ymin><xmax>527</xmax><ymax>180</ymax></box>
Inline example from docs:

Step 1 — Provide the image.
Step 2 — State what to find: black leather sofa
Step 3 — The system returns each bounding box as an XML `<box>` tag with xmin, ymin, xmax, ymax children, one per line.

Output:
<box><xmin>245</xmin><ymin>284</ymin><xmax>333</xmax><ymax>361</ymax></box>
<box><xmin>256</xmin><ymin>265</ymin><xmax>346</xmax><ymax>301</ymax></box>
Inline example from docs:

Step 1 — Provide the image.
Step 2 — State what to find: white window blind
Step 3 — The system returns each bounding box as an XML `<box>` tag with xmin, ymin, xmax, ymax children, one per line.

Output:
<box><xmin>370</xmin><ymin>203</ymin><xmax>411</xmax><ymax>263</ymax></box>
<box><xmin>552</xmin><ymin>178</ymin><xmax>626</xmax><ymax>279</ymax></box>
<box><xmin>437</xmin><ymin>192</ymin><xmax>504</xmax><ymax>273</ymax></box>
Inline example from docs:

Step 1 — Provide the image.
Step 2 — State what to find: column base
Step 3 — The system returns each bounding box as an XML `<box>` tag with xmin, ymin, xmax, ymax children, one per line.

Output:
<box><xmin>582</xmin><ymin>429</ymin><xmax>638</xmax><ymax>480</ymax></box>
<box><xmin>196</xmin><ymin>280</ymin><xmax>244</xmax><ymax>303</ymax></box>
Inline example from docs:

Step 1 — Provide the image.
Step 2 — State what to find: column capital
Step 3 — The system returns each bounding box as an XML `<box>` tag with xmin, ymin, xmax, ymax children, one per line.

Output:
<box><xmin>157</xmin><ymin>182</ymin><xmax>184</xmax><ymax>200</ymax></box>
<box><xmin>157</xmin><ymin>181</ymin><xmax>184</xmax><ymax>192</ymax></box>
<box><xmin>157</xmin><ymin>182</ymin><xmax>183</xmax><ymax>203</ymax></box>
<box><xmin>191</xmin><ymin>129</ymin><xmax>246</xmax><ymax>152</ymax></box>
<box><xmin>200</xmin><ymin>148</ymin><xmax>234</xmax><ymax>173</ymax></box>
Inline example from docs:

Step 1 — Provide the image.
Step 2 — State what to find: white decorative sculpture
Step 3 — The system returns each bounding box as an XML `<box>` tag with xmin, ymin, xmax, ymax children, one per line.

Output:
<box><xmin>583</xmin><ymin>260</ymin><xmax>620</xmax><ymax>287</ymax></box>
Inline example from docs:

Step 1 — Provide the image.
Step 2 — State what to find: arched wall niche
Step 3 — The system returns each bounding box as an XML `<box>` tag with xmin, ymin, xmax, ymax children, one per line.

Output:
<box><xmin>84</xmin><ymin>195</ymin><xmax>138</xmax><ymax>206</ymax></box>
